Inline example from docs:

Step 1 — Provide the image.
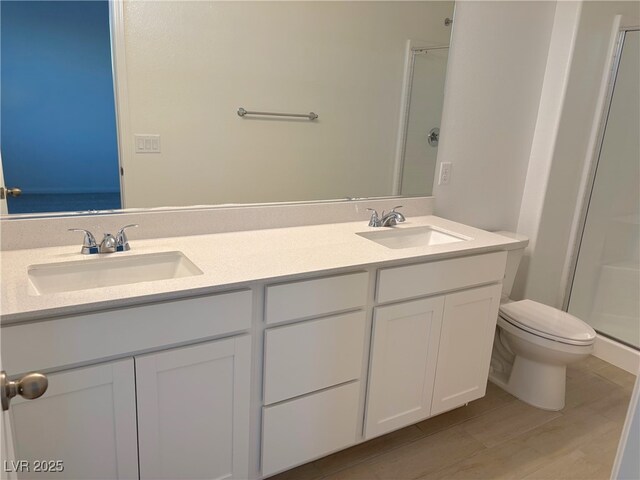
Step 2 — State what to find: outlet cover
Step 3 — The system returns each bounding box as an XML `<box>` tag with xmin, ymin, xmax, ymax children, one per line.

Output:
<box><xmin>438</xmin><ymin>162</ymin><xmax>452</xmax><ymax>185</ymax></box>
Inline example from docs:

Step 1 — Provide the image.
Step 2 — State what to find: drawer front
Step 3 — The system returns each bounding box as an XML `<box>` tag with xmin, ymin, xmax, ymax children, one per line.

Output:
<box><xmin>264</xmin><ymin>311</ymin><xmax>366</xmax><ymax>405</ymax></box>
<box><xmin>262</xmin><ymin>381</ymin><xmax>360</xmax><ymax>477</ymax></box>
<box><xmin>265</xmin><ymin>271</ymin><xmax>368</xmax><ymax>325</ymax></box>
<box><xmin>1</xmin><ymin>290</ymin><xmax>252</xmax><ymax>374</ymax></box>
<box><xmin>376</xmin><ymin>251</ymin><xmax>507</xmax><ymax>304</ymax></box>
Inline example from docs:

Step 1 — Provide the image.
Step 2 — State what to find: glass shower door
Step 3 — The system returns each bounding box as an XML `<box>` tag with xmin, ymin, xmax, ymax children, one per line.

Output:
<box><xmin>567</xmin><ymin>30</ymin><xmax>639</xmax><ymax>349</ymax></box>
<box><xmin>399</xmin><ymin>47</ymin><xmax>449</xmax><ymax>196</ymax></box>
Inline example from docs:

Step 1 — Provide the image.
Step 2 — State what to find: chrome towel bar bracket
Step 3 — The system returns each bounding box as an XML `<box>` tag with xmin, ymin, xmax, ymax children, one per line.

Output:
<box><xmin>237</xmin><ymin>107</ymin><xmax>318</xmax><ymax>120</ymax></box>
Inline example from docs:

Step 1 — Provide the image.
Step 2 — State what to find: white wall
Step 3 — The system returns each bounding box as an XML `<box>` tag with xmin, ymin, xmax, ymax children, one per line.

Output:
<box><xmin>432</xmin><ymin>1</ymin><xmax>557</xmax><ymax>232</ymax></box>
<box><xmin>119</xmin><ymin>1</ymin><xmax>453</xmax><ymax>208</ymax></box>
<box><xmin>517</xmin><ymin>1</ymin><xmax>640</xmax><ymax>307</ymax></box>
<box><xmin>511</xmin><ymin>0</ymin><xmax>583</xmax><ymax>301</ymax></box>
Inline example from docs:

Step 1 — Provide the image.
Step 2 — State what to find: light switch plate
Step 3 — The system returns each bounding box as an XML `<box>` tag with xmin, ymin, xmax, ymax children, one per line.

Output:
<box><xmin>134</xmin><ymin>134</ymin><xmax>161</xmax><ymax>153</ymax></box>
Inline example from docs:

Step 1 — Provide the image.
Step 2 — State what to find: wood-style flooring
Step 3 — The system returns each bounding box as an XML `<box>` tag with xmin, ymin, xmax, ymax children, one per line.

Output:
<box><xmin>271</xmin><ymin>355</ymin><xmax>636</xmax><ymax>480</ymax></box>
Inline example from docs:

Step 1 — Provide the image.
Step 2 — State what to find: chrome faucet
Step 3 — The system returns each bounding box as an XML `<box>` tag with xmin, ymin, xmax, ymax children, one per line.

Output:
<box><xmin>381</xmin><ymin>206</ymin><xmax>406</xmax><ymax>226</ymax></box>
<box><xmin>69</xmin><ymin>224</ymin><xmax>138</xmax><ymax>254</ymax></box>
<box><xmin>367</xmin><ymin>206</ymin><xmax>405</xmax><ymax>227</ymax></box>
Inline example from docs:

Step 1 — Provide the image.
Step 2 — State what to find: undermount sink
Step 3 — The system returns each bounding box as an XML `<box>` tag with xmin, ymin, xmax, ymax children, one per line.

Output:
<box><xmin>28</xmin><ymin>251</ymin><xmax>203</xmax><ymax>295</ymax></box>
<box><xmin>357</xmin><ymin>226</ymin><xmax>470</xmax><ymax>249</ymax></box>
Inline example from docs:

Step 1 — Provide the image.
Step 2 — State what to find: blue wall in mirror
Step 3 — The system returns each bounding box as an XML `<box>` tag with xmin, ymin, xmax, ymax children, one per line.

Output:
<box><xmin>1</xmin><ymin>0</ymin><xmax>121</xmax><ymax>213</ymax></box>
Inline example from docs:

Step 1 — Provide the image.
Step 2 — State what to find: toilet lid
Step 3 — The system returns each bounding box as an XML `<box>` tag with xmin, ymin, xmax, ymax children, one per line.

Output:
<box><xmin>499</xmin><ymin>299</ymin><xmax>596</xmax><ymax>346</ymax></box>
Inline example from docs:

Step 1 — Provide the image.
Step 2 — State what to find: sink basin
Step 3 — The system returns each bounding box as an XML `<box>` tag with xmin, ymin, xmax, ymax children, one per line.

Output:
<box><xmin>28</xmin><ymin>251</ymin><xmax>203</xmax><ymax>295</ymax></box>
<box><xmin>357</xmin><ymin>226</ymin><xmax>470</xmax><ymax>249</ymax></box>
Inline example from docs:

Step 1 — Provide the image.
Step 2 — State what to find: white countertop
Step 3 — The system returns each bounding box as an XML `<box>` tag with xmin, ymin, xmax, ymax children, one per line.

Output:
<box><xmin>0</xmin><ymin>216</ymin><xmax>520</xmax><ymax>324</ymax></box>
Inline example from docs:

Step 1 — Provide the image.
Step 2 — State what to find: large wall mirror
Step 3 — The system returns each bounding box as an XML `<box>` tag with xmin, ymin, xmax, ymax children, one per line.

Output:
<box><xmin>0</xmin><ymin>1</ymin><xmax>454</xmax><ymax>215</ymax></box>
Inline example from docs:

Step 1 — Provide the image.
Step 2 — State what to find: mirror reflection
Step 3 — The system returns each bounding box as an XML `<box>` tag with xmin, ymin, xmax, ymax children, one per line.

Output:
<box><xmin>0</xmin><ymin>1</ymin><xmax>453</xmax><ymax>215</ymax></box>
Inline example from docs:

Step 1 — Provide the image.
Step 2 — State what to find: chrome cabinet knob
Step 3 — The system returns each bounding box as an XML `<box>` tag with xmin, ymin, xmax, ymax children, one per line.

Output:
<box><xmin>1</xmin><ymin>371</ymin><xmax>48</xmax><ymax>411</ymax></box>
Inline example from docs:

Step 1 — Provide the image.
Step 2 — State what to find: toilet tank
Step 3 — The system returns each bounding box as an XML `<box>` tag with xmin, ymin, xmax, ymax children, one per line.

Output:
<box><xmin>493</xmin><ymin>231</ymin><xmax>529</xmax><ymax>299</ymax></box>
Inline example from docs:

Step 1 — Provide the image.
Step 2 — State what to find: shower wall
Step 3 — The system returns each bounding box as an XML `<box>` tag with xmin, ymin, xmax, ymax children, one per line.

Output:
<box><xmin>568</xmin><ymin>30</ymin><xmax>639</xmax><ymax>348</ymax></box>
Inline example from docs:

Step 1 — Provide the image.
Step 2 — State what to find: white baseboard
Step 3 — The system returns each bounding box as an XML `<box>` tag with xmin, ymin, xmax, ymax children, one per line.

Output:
<box><xmin>592</xmin><ymin>334</ymin><xmax>640</xmax><ymax>374</ymax></box>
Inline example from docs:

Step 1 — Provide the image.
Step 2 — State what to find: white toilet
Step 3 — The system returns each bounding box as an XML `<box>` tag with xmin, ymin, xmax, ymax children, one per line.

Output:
<box><xmin>489</xmin><ymin>232</ymin><xmax>597</xmax><ymax>411</ymax></box>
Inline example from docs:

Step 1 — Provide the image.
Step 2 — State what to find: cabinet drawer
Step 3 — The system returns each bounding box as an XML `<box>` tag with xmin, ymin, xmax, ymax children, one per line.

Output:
<box><xmin>376</xmin><ymin>251</ymin><xmax>507</xmax><ymax>304</ymax></box>
<box><xmin>1</xmin><ymin>290</ymin><xmax>252</xmax><ymax>374</ymax></box>
<box><xmin>262</xmin><ymin>381</ymin><xmax>360</xmax><ymax>477</ymax></box>
<box><xmin>264</xmin><ymin>311</ymin><xmax>366</xmax><ymax>405</ymax></box>
<box><xmin>265</xmin><ymin>272</ymin><xmax>368</xmax><ymax>325</ymax></box>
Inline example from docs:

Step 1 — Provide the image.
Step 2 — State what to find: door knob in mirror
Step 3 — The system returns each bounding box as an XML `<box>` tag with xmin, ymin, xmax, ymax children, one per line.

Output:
<box><xmin>0</xmin><ymin>187</ymin><xmax>22</xmax><ymax>199</ymax></box>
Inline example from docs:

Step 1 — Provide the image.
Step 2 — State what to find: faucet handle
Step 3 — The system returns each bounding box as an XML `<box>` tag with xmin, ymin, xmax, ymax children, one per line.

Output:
<box><xmin>116</xmin><ymin>224</ymin><xmax>138</xmax><ymax>251</ymax></box>
<box><xmin>367</xmin><ymin>208</ymin><xmax>381</xmax><ymax>227</ymax></box>
<box><xmin>391</xmin><ymin>206</ymin><xmax>406</xmax><ymax>222</ymax></box>
<box><xmin>68</xmin><ymin>228</ymin><xmax>96</xmax><ymax>246</ymax></box>
<box><xmin>68</xmin><ymin>228</ymin><xmax>98</xmax><ymax>254</ymax></box>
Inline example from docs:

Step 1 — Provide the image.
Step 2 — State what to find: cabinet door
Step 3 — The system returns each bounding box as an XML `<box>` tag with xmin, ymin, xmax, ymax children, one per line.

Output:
<box><xmin>136</xmin><ymin>336</ymin><xmax>251</xmax><ymax>480</ymax></box>
<box><xmin>1</xmin><ymin>407</ymin><xmax>16</xmax><ymax>480</ymax></box>
<box><xmin>365</xmin><ymin>296</ymin><xmax>444</xmax><ymax>439</ymax></box>
<box><xmin>431</xmin><ymin>284</ymin><xmax>502</xmax><ymax>416</ymax></box>
<box><xmin>7</xmin><ymin>359</ymin><xmax>138</xmax><ymax>479</ymax></box>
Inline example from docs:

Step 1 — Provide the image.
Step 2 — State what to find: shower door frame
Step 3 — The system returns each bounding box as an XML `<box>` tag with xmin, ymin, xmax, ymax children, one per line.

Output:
<box><xmin>392</xmin><ymin>41</ymin><xmax>450</xmax><ymax>196</ymax></box>
<box><xmin>563</xmin><ymin>26</ymin><xmax>640</xmax><ymax>348</ymax></box>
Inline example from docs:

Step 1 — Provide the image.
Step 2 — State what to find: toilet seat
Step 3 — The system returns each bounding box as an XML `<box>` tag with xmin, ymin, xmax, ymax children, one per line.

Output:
<box><xmin>499</xmin><ymin>299</ymin><xmax>596</xmax><ymax>346</ymax></box>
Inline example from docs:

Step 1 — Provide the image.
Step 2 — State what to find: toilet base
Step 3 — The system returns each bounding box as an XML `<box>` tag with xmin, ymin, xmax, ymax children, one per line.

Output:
<box><xmin>489</xmin><ymin>356</ymin><xmax>567</xmax><ymax>411</ymax></box>
<box><xmin>489</xmin><ymin>323</ymin><xmax>593</xmax><ymax>411</ymax></box>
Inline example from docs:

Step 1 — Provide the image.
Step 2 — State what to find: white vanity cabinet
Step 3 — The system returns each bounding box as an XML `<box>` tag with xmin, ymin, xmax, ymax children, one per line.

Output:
<box><xmin>1</xmin><ymin>237</ymin><xmax>513</xmax><ymax>480</ymax></box>
<box><xmin>5</xmin><ymin>337</ymin><xmax>251</xmax><ymax>480</ymax></box>
<box><xmin>1</xmin><ymin>290</ymin><xmax>253</xmax><ymax>480</ymax></box>
<box><xmin>365</xmin><ymin>252</ymin><xmax>506</xmax><ymax>439</ymax></box>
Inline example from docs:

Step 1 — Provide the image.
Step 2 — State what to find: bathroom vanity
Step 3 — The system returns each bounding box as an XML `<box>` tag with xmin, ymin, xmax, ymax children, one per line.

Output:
<box><xmin>0</xmin><ymin>215</ymin><xmax>520</xmax><ymax>479</ymax></box>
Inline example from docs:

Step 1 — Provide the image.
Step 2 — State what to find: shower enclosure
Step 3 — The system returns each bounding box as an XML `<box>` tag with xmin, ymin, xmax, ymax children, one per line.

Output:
<box><xmin>567</xmin><ymin>28</ymin><xmax>639</xmax><ymax>349</ymax></box>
